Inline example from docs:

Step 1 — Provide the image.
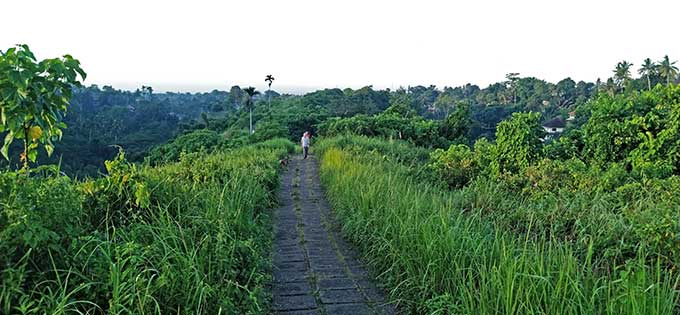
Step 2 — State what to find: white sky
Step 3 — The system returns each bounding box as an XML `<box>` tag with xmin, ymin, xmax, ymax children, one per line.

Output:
<box><xmin>2</xmin><ymin>0</ymin><xmax>678</xmax><ymax>94</ymax></box>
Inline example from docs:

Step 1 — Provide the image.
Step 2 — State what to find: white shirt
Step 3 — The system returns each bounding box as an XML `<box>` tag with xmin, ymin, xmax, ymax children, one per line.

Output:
<box><xmin>301</xmin><ymin>136</ymin><xmax>310</xmax><ymax>147</ymax></box>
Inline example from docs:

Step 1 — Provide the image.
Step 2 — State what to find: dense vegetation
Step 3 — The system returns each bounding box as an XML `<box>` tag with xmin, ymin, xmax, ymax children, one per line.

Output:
<box><xmin>4</xmin><ymin>43</ymin><xmax>680</xmax><ymax>313</ymax></box>
<box><xmin>0</xmin><ymin>62</ymin><xmax>624</xmax><ymax>176</ymax></box>
<box><xmin>315</xmin><ymin>83</ymin><xmax>680</xmax><ymax>314</ymax></box>
<box><xmin>0</xmin><ymin>139</ymin><xmax>294</xmax><ymax>313</ymax></box>
<box><xmin>319</xmin><ymin>137</ymin><xmax>678</xmax><ymax>313</ymax></box>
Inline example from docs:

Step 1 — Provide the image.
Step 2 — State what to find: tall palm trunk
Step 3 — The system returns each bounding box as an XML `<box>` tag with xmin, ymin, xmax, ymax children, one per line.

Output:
<box><xmin>647</xmin><ymin>75</ymin><xmax>651</xmax><ymax>90</ymax></box>
<box><xmin>249</xmin><ymin>108</ymin><xmax>253</xmax><ymax>134</ymax></box>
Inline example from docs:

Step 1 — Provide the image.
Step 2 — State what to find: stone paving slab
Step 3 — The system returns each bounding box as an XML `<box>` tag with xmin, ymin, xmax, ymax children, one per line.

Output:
<box><xmin>272</xmin><ymin>281</ymin><xmax>313</xmax><ymax>296</ymax></box>
<box><xmin>270</xmin><ymin>155</ymin><xmax>396</xmax><ymax>314</ymax></box>
<box><xmin>272</xmin><ymin>294</ymin><xmax>317</xmax><ymax>311</ymax></box>
<box><xmin>319</xmin><ymin>289</ymin><xmax>365</xmax><ymax>304</ymax></box>
<box><xmin>324</xmin><ymin>303</ymin><xmax>373</xmax><ymax>314</ymax></box>
<box><xmin>275</xmin><ymin>310</ymin><xmax>322</xmax><ymax>315</ymax></box>
<box><xmin>318</xmin><ymin>277</ymin><xmax>357</xmax><ymax>290</ymax></box>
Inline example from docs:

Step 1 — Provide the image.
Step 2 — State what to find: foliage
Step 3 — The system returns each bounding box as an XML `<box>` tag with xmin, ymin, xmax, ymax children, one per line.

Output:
<box><xmin>543</xmin><ymin>132</ymin><xmax>580</xmax><ymax>160</ymax></box>
<box><xmin>429</xmin><ymin>144</ymin><xmax>477</xmax><ymax>188</ymax></box>
<box><xmin>439</xmin><ymin>101</ymin><xmax>471</xmax><ymax>143</ymax></box>
<box><xmin>0</xmin><ymin>44</ymin><xmax>86</xmax><ymax>170</ymax></box>
<box><xmin>145</xmin><ymin>129</ymin><xmax>226</xmax><ymax>166</ymax></box>
<box><xmin>584</xmin><ymin>84</ymin><xmax>680</xmax><ymax>178</ymax></box>
<box><xmin>318</xmin><ymin>142</ymin><xmax>680</xmax><ymax>314</ymax></box>
<box><xmin>0</xmin><ymin>140</ymin><xmax>294</xmax><ymax>313</ymax></box>
<box><xmin>251</xmin><ymin>120</ymin><xmax>291</xmax><ymax>143</ymax></box>
<box><xmin>318</xmin><ymin>104</ymin><xmax>449</xmax><ymax>148</ymax></box>
<box><xmin>491</xmin><ymin>112</ymin><xmax>544</xmax><ymax>175</ymax></box>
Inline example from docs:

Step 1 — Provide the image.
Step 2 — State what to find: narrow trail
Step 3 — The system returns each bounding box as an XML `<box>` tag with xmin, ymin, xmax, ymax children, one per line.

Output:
<box><xmin>271</xmin><ymin>155</ymin><xmax>395</xmax><ymax>315</ymax></box>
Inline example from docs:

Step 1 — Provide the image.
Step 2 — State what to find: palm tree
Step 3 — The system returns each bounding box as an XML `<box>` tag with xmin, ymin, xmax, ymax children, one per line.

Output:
<box><xmin>265</xmin><ymin>74</ymin><xmax>275</xmax><ymax>110</ymax></box>
<box><xmin>613</xmin><ymin>61</ymin><xmax>633</xmax><ymax>89</ymax></box>
<box><xmin>638</xmin><ymin>58</ymin><xmax>657</xmax><ymax>90</ymax></box>
<box><xmin>604</xmin><ymin>78</ymin><xmax>617</xmax><ymax>96</ymax></box>
<box><xmin>243</xmin><ymin>86</ymin><xmax>260</xmax><ymax>134</ymax></box>
<box><xmin>658</xmin><ymin>55</ymin><xmax>679</xmax><ymax>86</ymax></box>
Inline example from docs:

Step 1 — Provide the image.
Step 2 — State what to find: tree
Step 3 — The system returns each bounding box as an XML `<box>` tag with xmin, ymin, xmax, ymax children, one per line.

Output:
<box><xmin>555</xmin><ymin>78</ymin><xmax>577</xmax><ymax>108</ymax></box>
<box><xmin>439</xmin><ymin>101</ymin><xmax>471</xmax><ymax>143</ymax></box>
<box><xmin>384</xmin><ymin>93</ymin><xmax>416</xmax><ymax>118</ymax></box>
<box><xmin>491</xmin><ymin>112</ymin><xmax>544</xmax><ymax>175</ymax></box>
<box><xmin>505</xmin><ymin>72</ymin><xmax>520</xmax><ymax>104</ymax></box>
<box><xmin>603</xmin><ymin>78</ymin><xmax>617</xmax><ymax>96</ymax></box>
<box><xmin>200</xmin><ymin>112</ymin><xmax>209</xmax><ymax>129</ymax></box>
<box><xmin>243</xmin><ymin>86</ymin><xmax>260</xmax><ymax>134</ymax></box>
<box><xmin>265</xmin><ymin>74</ymin><xmax>275</xmax><ymax>110</ymax></box>
<box><xmin>433</xmin><ymin>93</ymin><xmax>455</xmax><ymax>117</ymax></box>
<box><xmin>229</xmin><ymin>85</ymin><xmax>243</xmax><ymax>109</ymax></box>
<box><xmin>658</xmin><ymin>55</ymin><xmax>678</xmax><ymax>86</ymax></box>
<box><xmin>0</xmin><ymin>44</ymin><xmax>86</xmax><ymax>170</ymax></box>
<box><xmin>613</xmin><ymin>61</ymin><xmax>633</xmax><ymax>89</ymax></box>
<box><xmin>638</xmin><ymin>58</ymin><xmax>657</xmax><ymax>90</ymax></box>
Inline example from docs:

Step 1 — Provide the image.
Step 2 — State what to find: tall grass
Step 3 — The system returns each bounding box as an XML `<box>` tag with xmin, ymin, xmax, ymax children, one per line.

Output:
<box><xmin>319</xmin><ymin>145</ymin><xmax>680</xmax><ymax>314</ymax></box>
<box><xmin>0</xmin><ymin>138</ymin><xmax>294</xmax><ymax>314</ymax></box>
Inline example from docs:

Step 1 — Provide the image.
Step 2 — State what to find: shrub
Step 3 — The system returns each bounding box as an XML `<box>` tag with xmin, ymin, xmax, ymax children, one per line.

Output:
<box><xmin>251</xmin><ymin>120</ymin><xmax>288</xmax><ymax>143</ymax></box>
<box><xmin>491</xmin><ymin>112</ymin><xmax>545</xmax><ymax>175</ymax></box>
<box><xmin>146</xmin><ymin>129</ymin><xmax>225</xmax><ymax>165</ymax></box>
<box><xmin>429</xmin><ymin>144</ymin><xmax>477</xmax><ymax>188</ymax></box>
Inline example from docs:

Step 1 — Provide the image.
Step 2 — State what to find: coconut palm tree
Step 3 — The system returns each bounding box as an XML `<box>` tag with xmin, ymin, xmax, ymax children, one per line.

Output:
<box><xmin>613</xmin><ymin>61</ymin><xmax>633</xmax><ymax>89</ymax></box>
<box><xmin>243</xmin><ymin>86</ymin><xmax>260</xmax><ymax>134</ymax></box>
<box><xmin>658</xmin><ymin>55</ymin><xmax>679</xmax><ymax>86</ymax></box>
<box><xmin>638</xmin><ymin>58</ymin><xmax>657</xmax><ymax>90</ymax></box>
<box><xmin>265</xmin><ymin>74</ymin><xmax>275</xmax><ymax>110</ymax></box>
<box><xmin>604</xmin><ymin>78</ymin><xmax>617</xmax><ymax>96</ymax></box>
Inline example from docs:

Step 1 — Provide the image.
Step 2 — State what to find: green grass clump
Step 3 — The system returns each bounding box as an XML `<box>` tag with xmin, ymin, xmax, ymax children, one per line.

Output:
<box><xmin>319</xmin><ymin>144</ymin><xmax>680</xmax><ymax>314</ymax></box>
<box><xmin>0</xmin><ymin>139</ymin><xmax>294</xmax><ymax>314</ymax></box>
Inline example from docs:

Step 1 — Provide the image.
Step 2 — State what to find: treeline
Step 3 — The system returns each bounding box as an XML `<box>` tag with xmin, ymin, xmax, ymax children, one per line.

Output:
<box><xmin>147</xmin><ymin>77</ymin><xmax>600</xmax><ymax>165</ymax></box>
<box><xmin>4</xmin><ymin>53</ymin><xmax>678</xmax><ymax>177</ymax></box>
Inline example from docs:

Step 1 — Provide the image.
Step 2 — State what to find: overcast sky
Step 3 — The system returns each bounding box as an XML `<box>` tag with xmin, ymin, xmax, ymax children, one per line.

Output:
<box><xmin>2</xmin><ymin>0</ymin><xmax>678</xmax><ymax>94</ymax></box>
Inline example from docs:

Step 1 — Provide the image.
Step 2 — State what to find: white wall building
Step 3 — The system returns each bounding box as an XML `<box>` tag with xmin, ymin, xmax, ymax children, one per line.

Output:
<box><xmin>542</xmin><ymin>117</ymin><xmax>566</xmax><ymax>134</ymax></box>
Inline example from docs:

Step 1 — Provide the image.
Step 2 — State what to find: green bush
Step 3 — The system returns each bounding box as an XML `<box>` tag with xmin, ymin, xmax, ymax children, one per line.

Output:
<box><xmin>429</xmin><ymin>144</ymin><xmax>477</xmax><ymax>188</ymax></box>
<box><xmin>491</xmin><ymin>112</ymin><xmax>545</xmax><ymax>175</ymax></box>
<box><xmin>584</xmin><ymin>84</ymin><xmax>680</xmax><ymax>175</ymax></box>
<box><xmin>251</xmin><ymin>120</ymin><xmax>288</xmax><ymax>143</ymax></box>
<box><xmin>0</xmin><ymin>169</ymin><xmax>83</xmax><ymax>273</ymax></box>
<box><xmin>146</xmin><ymin>129</ymin><xmax>226</xmax><ymax>165</ymax></box>
<box><xmin>318</xmin><ymin>108</ymin><xmax>449</xmax><ymax>148</ymax></box>
<box><xmin>0</xmin><ymin>140</ymin><xmax>294</xmax><ymax>314</ymax></box>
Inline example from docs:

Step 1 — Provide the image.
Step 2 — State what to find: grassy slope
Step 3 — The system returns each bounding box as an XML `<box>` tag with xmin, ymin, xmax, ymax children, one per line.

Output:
<box><xmin>317</xmin><ymin>137</ymin><xmax>679</xmax><ymax>314</ymax></box>
<box><xmin>0</xmin><ymin>139</ymin><xmax>295</xmax><ymax>314</ymax></box>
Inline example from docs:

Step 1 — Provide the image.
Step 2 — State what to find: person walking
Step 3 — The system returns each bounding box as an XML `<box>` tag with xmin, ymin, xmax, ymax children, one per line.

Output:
<box><xmin>301</xmin><ymin>131</ymin><xmax>311</xmax><ymax>159</ymax></box>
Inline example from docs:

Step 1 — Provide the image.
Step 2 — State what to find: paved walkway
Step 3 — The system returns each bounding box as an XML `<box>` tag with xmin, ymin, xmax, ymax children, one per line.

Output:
<box><xmin>271</xmin><ymin>155</ymin><xmax>395</xmax><ymax>314</ymax></box>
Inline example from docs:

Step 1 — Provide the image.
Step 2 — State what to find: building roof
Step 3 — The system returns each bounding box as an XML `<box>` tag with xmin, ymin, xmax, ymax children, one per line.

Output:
<box><xmin>543</xmin><ymin>117</ymin><xmax>566</xmax><ymax>128</ymax></box>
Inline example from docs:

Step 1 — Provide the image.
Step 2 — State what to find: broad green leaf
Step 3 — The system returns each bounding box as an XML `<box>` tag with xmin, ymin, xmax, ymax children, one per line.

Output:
<box><xmin>44</xmin><ymin>144</ymin><xmax>54</xmax><ymax>156</ymax></box>
<box><xmin>27</xmin><ymin>148</ymin><xmax>37</xmax><ymax>162</ymax></box>
<box><xmin>135</xmin><ymin>183</ymin><xmax>151</xmax><ymax>208</ymax></box>
<box><xmin>1</xmin><ymin>131</ymin><xmax>13</xmax><ymax>160</ymax></box>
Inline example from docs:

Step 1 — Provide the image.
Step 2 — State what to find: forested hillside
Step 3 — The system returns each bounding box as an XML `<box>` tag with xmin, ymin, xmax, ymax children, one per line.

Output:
<box><xmin>2</xmin><ymin>75</ymin><xmax>601</xmax><ymax>176</ymax></box>
<box><xmin>3</xmin><ymin>43</ymin><xmax>680</xmax><ymax>313</ymax></box>
<box><xmin>6</xmin><ymin>50</ymin><xmax>671</xmax><ymax>179</ymax></box>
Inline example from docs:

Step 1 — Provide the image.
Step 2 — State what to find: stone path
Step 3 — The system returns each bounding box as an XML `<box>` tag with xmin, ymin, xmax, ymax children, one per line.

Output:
<box><xmin>271</xmin><ymin>155</ymin><xmax>396</xmax><ymax>315</ymax></box>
